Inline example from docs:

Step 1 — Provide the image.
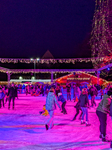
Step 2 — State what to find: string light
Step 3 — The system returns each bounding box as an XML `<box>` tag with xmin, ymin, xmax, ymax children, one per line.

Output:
<box><xmin>56</xmin><ymin>71</ymin><xmax>108</xmax><ymax>85</ymax></box>
<box><xmin>90</xmin><ymin>0</ymin><xmax>112</xmax><ymax>69</ymax></box>
<box><xmin>0</xmin><ymin>57</ymin><xmax>112</xmax><ymax>64</ymax></box>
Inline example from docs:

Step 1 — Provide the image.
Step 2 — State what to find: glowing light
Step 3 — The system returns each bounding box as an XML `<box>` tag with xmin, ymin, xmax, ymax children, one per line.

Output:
<box><xmin>30</xmin><ymin>58</ymin><xmax>33</xmax><ymax>61</ymax></box>
<box><xmin>36</xmin><ymin>58</ymin><xmax>40</xmax><ymax>61</ymax></box>
<box><xmin>19</xmin><ymin>76</ymin><xmax>23</xmax><ymax>80</ymax></box>
<box><xmin>107</xmin><ymin>67</ymin><xmax>110</xmax><ymax>71</ymax></box>
<box><xmin>31</xmin><ymin>76</ymin><xmax>35</xmax><ymax>80</ymax></box>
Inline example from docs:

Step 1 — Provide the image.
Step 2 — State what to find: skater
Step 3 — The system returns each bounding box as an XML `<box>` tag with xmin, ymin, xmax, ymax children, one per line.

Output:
<box><xmin>45</xmin><ymin>87</ymin><xmax>61</xmax><ymax>130</ymax></box>
<box><xmin>73</xmin><ymin>85</ymin><xmax>81</xmax><ymax>102</ymax></box>
<box><xmin>58</xmin><ymin>93</ymin><xmax>67</xmax><ymax>114</ymax></box>
<box><xmin>89</xmin><ymin>85</ymin><xmax>98</xmax><ymax>107</ymax></box>
<box><xmin>66</xmin><ymin>84</ymin><xmax>71</xmax><ymax>101</ymax></box>
<box><xmin>79</xmin><ymin>88</ymin><xmax>90</xmax><ymax>126</ymax></box>
<box><xmin>5</xmin><ymin>88</ymin><xmax>9</xmax><ymax>104</ymax></box>
<box><xmin>72</xmin><ymin>101</ymin><xmax>83</xmax><ymax>121</ymax></box>
<box><xmin>96</xmin><ymin>87</ymin><xmax>112</xmax><ymax>142</ymax></box>
<box><xmin>0</xmin><ymin>88</ymin><xmax>5</xmax><ymax>108</ymax></box>
<box><xmin>39</xmin><ymin>105</ymin><xmax>48</xmax><ymax>116</ymax></box>
<box><xmin>8</xmin><ymin>83</ymin><xmax>16</xmax><ymax>110</ymax></box>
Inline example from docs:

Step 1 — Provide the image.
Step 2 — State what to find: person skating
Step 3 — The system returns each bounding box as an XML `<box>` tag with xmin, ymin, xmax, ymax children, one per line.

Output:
<box><xmin>7</xmin><ymin>83</ymin><xmax>16</xmax><ymax>110</ymax></box>
<box><xmin>5</xmin><ymin>88</ymin><xmax>9</xmax><ymax>104</ymax></box>
<box><xmin>89</xmin><ymin>85</ymin><xmax>98</xmax><ymax>107</ymax></box>
<box><xmin>66</xmin><ymin>84</ymin><xmax>71</xmax><ymax>101</ymax></box>
<box><xmin>72</xmin><ymin>101</ymin><xmax>83</xmax><ymax>121</ymax></box>
<box><xmin>45</xmin><ymin>87</ymin><xmax>61</xmax><ymax>130</ymax></box>
<box><xmin>39</xmin><ymin>105</ymin><xmax>48</xmax><ymax>116</ymax></box>
<box><xmin>0</xmin><ymin>88</ymin><xmax>5</xmax><ymax>108</ymax></box>
<box><xmin>96</xmin><ymin>87</ymin><xmax>112</xmax><ymax>142</ymax></box>
<box><xmin>58</xmin><ymin>93</ymin><xmax>67</xmax><ymax>114</ymax></box>
<box><xmin>79</xmin><ymin>88</ymin><xmax>90</xmax><ymax>126</ymax></box>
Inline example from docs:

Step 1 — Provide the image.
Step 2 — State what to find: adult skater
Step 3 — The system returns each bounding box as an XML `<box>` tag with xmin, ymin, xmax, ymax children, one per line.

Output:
<box><xmin>66</xmin><ymin>84</ymin><xmax>71</xmax><ymax>101</ymax></box>
<box><xmin>73</xmin><ymin>85</ymin><xmax>81</xmax><ymax>102</ymax></box>
<box><xmin>45</xmin><ymin>87</ymin><xmax>61</xmax><ymax>130</ymax></box>
<box><xmin>79</xmin><ymin>88</ymin><xmax>90</xmax><ymax>126</ymax></box>
<box><xmin>8</xmin><ymin>83</ymin><xmax>16</xmax><ymax>110</ymax></box>
<box><xmin>89</xmin><ymin>84</ymin><xmax>98</xmax><ymax>107</ymax></box>
<box><xmin>96</xmin><ymin>87</ymin><xmax>112</xmax><ymax>142</ymax></box>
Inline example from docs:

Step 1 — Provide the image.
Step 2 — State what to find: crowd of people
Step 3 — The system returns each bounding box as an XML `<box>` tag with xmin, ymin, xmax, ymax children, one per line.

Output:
<box><xmin>0</xmin><ymin>82</ymin><xmax>110</xmax><ymax>111</ymax></box>
<box><xmin>45</xmin><ymin>83</ymin><xmax>112</xmax><ymax>143</ymax></box>
<box><xmin>0</xmin><ymin>82</ymin><xmax>112</xmax><ymax>142</ymax></box>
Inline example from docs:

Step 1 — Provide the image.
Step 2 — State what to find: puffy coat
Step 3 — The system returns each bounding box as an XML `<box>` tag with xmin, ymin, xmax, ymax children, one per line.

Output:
<box><xmin>97</xmin><ymin>94</ymin><xmax>111</xmax><ymax>114</ymax></box>
<box><xmin>46</xmin><ymin>92</ymin><xmax>60</xmax><ymax>111</ymax></box>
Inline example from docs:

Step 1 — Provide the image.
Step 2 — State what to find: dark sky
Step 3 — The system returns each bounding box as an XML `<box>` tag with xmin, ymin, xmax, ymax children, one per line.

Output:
<box><xmin>0</xmin><ymin>0</ymin><xmax>95</xmax><ymax>58</ymax></box>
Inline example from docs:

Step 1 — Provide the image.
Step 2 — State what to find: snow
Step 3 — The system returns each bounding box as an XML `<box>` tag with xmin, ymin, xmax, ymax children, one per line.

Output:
<box><xmin>0</xmin><ymin>94</ymin><xmax>112</xmax><ymax>150</ymax></box>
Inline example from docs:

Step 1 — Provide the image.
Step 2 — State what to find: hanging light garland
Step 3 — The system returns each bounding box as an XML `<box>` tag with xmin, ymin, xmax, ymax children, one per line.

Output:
<box><xmin>0</xmin><ymin>57</ymin><xmax>112</xmax><ymax>64</ymax></box>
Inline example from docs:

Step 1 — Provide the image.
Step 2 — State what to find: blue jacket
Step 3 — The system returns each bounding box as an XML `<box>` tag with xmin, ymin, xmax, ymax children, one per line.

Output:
<box><xmin>46</xmin><ymin>92</ymin><xmax>60</xmax><ymax>111</ymax></box>
<box><xmin>0</xmin><ymin>92</ymin><xmax>5</xmax><ymax>99</ymax></box>
<box><xmin>58</xmin><ymin>95</ymin><xmax>66</xmax><ymax>103</ymax></box>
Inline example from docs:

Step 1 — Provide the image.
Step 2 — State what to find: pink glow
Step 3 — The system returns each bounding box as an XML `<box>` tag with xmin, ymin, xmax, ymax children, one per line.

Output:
<box><xmin>0</xmin><ymin>94</ymin><xmax>111</xmax><ymax>150</ymax></box>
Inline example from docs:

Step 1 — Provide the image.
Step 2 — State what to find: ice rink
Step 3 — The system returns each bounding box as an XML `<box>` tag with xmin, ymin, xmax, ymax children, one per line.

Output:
<box><xmin>0</xmin><ymin>94</ymin><xmax>112</xmax><ymax>150</ymax></box>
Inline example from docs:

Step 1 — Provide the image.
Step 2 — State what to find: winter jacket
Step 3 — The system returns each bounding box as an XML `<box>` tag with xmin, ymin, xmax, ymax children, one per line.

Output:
<box><xmin>46</xmin><ymin>92</ymin><xmax>60</xmax><ymax>111</ymax></box>
<box><xmin>0</xmin><ymin>92</ymin><xmax>5</xmax><ymax>99</ymax></box>
<box><xmin>79</xmin><ymin>94</ymin><xmax>89</xmax><ymax>107</ymax></box>
<box><xmin>97</xmin><ymin>94</ymin><xmax>111</xmax><ymax>114</ymax></box>
<box><xmin>58</xmin><ymin>95</ymin><xmax>66</xmax><ymax>103</ymax></box>
<box><xmin>110</xmin><ymin>100</ymin><xmax>112</xmax><ymax>117</ymax></box>
<box><xmin>8</xmin><ymin>87</ymin><xmax>16</xmax><ymax>97</ymax></box>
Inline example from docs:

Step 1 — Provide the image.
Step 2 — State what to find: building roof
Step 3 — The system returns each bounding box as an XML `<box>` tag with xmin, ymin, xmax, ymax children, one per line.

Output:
<box><xmin>42</xmin><ymin>50</ymin><xmax>54</xmax><ymax>59</ymax></box>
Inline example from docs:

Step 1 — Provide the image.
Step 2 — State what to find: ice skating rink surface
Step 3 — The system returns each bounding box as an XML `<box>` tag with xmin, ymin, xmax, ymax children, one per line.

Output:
<box><xmin>0</xmin><ymin>94</ymin><xmax>112</xmax><ymax>150</ymax></box>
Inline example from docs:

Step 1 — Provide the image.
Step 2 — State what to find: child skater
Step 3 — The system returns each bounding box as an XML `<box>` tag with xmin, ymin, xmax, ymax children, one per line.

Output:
<box><xmin>58</xmin><ymin>93</ymin><xmax>67</xmax><ymax>114</ymax></box>
<box><xmin>72</xmin><ymin>101</ymin><xmax>83</xmax><ymax>121</ymax></box>
<box><xmin>39</xmin><ymin>105</ymin><xmax>48</xmax><ymax>116</ymax></box>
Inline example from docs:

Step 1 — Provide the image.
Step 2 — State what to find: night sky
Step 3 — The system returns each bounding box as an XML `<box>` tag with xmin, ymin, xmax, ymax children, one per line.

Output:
<box><xmin>0</xmin><ymin>0</ymin><xmax>95</xmax><ymax>58</ymax></box>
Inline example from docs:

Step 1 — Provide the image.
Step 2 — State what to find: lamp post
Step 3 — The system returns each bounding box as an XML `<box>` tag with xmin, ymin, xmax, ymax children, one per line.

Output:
<box><xmin>7</xmin><ymin>72</ymin><xmax>11</xmax><ymax>86</ymax></box>
<box><xmin>30</xmin><ymin>58</ymin><xmax>40</xmax><ymax>80</ymax></box>
<box><xmin>34</xmin><ymin>59</ymin><xmax>36</xmax><ymax>79</ymax></box>
<box><xmin>51</xmin><ymin>72</ymin><xmax>53</xmax><ymax>83</ymax></box>
<box><xmin>55</xmin><ymin>73</ymin><xmax>57</xmax><ymax>79</ymax></box>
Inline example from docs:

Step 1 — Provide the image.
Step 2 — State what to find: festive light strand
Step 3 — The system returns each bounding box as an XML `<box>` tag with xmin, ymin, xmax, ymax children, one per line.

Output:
<box><xmin>90</xmin><ymin>0</ymin><xmax>112</xmax><ymax>69</ymax></box>
<box><xmin>0</xmin><ymin>57</ymin><xmax>112</xmax><ymax>64</ymax></box>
